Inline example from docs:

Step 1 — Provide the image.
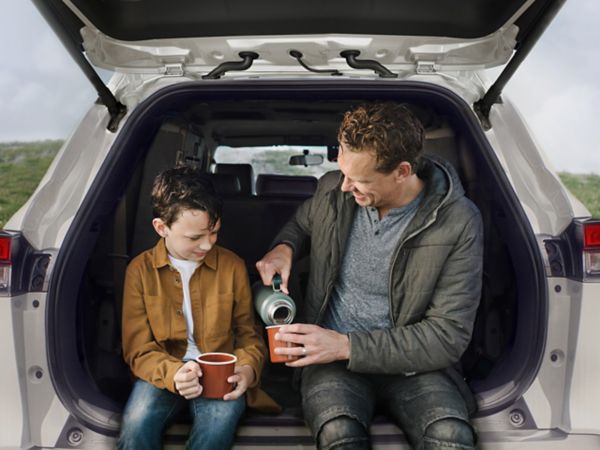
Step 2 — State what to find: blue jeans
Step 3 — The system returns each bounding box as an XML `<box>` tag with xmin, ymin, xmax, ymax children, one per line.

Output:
<box><xmin>301</xmin><ymin>362</ymin><xmax>475</xmax><ymax>450</ymax></box>
<box><xmin>118</xmin><ymin>380</ymin><xmax>246</xmax><ymax>450</ymax></box>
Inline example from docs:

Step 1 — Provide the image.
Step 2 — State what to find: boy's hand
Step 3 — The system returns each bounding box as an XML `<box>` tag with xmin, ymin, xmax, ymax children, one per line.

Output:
<box><xmin>174</xmin><ymin>361</ymin><xmax>203</xmax><ymax>399</ymax></box>
<box><xmin>223</xmin><ymin>364</ymin><xmax>255</xmax><ymax>401</ymax></box>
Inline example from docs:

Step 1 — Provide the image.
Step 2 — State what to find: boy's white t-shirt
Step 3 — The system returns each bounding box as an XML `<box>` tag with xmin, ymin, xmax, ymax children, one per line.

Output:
<box><xmin>168</xmin><ymin>255</ymin><xmax>201</xmax><ymax>361</ymax></box>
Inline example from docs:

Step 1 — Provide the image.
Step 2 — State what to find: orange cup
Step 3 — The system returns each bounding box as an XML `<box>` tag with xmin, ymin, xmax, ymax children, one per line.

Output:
<box><xmin>196</xmin><ymin>352</ymin><xmax>237</xmax><ymax>399</ymax></box>
<box><xmin>266</xmin><ymin>325</ymin><xmax>300</xmax><ymax>363</ymax></box>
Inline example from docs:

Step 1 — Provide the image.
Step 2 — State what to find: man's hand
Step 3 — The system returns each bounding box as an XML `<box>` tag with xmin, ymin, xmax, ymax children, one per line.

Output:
<box><xmin>223</xmin><ymin>364</ymin><xmax>255</xmax><ymax>401</ymax></box>
<box><xmin>174</xmin><ymin>360</ymin><xmax>203</xmax><ymax>399</ymax></box>
<box><xmin>274</xmin><ymin>323</ymin><xmax>350</xmax><ymax>367</ymax></box>
<box><xmin>256</xmin><ymin>244</ymin><xmax>293</xmax><ymax>294</ymax></box>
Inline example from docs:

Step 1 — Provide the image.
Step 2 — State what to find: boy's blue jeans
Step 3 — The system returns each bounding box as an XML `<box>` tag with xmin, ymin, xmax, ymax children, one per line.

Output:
<box><xmin>118</xmin><ymin>379</ymin><xmax>246</xmax><ymax>450</ymax></box>
<box><xmin>301</xmin><ymin>362</ymin><xmax>475</xmax><ymax>450</ymax></box>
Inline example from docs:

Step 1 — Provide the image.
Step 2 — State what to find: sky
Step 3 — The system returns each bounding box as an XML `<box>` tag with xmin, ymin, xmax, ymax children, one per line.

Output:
<box><xmin>0</xmin><ymin>1</ymin><xmax>598</xmax><ymax>174</ymax></box>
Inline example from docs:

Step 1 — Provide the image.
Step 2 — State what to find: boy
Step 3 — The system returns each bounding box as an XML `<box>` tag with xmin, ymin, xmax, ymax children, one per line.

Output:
<box><xmin>118</xmin><ymin>166</ymin><xmax>278</xmax><ymax>450</ymax></box>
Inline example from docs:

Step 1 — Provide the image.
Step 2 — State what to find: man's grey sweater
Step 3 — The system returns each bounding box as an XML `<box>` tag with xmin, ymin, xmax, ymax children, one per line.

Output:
<box><xmin>321</xmin><ymin>192</ymin><xmax>423</xmax><ymax>333</ymax></box>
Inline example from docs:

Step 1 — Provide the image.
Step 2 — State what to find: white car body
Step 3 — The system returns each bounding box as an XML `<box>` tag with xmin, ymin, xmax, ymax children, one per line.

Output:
<box><xmin>1</xmin><ymin>0</ymin><xmax>599</xmax><ymax>448</ymax></box>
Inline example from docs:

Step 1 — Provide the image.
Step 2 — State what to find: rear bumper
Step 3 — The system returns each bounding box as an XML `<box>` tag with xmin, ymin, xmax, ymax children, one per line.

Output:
<box><xmin>166</xmin><ymin>416</ymin><xmax>600</xmax><ymax>450</ymax></box>
<box><xmin>475</xmin><ymin>430</ymin><xmax>600</xmax><ymax>449</ymax></box>
<box><xmin>3</xmin><ymin>413</ymin><xmax>598</xmax><ymax>449</ymax></box>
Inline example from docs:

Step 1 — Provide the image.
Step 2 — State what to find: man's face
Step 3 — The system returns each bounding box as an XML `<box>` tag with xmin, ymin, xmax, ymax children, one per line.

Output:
<box><xmin>337</xmin><ymin>142</ymin><xmax>402</xmax><ymax>209</ymax></box>
<box><xmin>153</xmin><ymin>209</ymin><xmax>220</xmax><ymax>263</ymax></box>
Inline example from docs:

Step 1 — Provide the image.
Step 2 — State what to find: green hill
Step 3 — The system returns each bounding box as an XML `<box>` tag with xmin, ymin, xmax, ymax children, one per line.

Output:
<box><xmin>0</xmin><ymin>140</ymin><xmax>598</xmax><ymax>228</ymax></box>
<box><xmin>0</xmin><ymin>141</ymin><xmax>63</xmax><ymax>227</ymax></box>
<box><xmin>558</xmin><ymin>172</ymin><xmax>600</xmax><ymax>219</ymax></box>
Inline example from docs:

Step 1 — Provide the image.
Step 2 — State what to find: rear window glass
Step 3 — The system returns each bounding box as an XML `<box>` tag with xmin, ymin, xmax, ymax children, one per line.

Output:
<box><xmin>214</xmin><ymin>145</ymin><xmax>338</xmax><ymax>178</ymax></box>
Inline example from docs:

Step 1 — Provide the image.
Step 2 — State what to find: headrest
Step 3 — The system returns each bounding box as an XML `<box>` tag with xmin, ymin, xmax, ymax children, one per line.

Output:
<box><xmin>208</xmin><ymin>173</ymin><xmax>242</xmax><ymax>196</ymax></box>
<box><xmin>214</xmin><ymin>163</ymin><xmax>254</xmax><ymax>196</ymax></box>
<box><xmin>255</xmin><ymin>174</ymin><xmax>318</xmax><ymax>198</ymax></box>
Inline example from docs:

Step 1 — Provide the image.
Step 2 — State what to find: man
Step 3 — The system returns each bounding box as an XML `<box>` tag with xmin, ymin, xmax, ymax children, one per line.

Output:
<box><xmin>256</xmin><ymin>102</ymin><xmax>483</xmax><ymax>449</ymax></box>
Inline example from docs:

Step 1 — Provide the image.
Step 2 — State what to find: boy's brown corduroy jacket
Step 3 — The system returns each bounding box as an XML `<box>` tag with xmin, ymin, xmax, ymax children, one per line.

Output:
<box><xmin>122</xmin><ymin>238</ymin><xmax>280</xmax><ymax>412</ymax></box>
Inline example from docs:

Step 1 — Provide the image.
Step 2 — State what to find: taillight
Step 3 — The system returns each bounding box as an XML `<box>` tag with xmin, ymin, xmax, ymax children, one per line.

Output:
<box><xmin>0</xmin><ymin>235</ymin><xmax>11</xmax><ymax>261</ymax></box>
<box><xmin>584</xmin><ymin>223</ymin><xmax>600</xmax><ymax>249</ymax></box>
<box><xmin>0</xmin><ymin>232</ymin><xmax>16</xmax><ymax>295</ymax></box>
<box><xmin>583</xmin><ymin>222</ymin><xmax>600</xmax><ymax>277</ymax></box>
<box><xmin>547</xmin><ymin>220</ymin><xmax>600</xmax><ymax>281</ymax></box>
<box><xmin>0</xmin><ymin>230</ymin><xmax>53</xmax><ymax>295</ymax></box>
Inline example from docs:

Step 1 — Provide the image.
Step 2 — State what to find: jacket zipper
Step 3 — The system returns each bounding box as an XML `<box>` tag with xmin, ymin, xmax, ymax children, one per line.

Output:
<box><xmin>387</xmin><ymin>215</ymin><xmax>436</xmax><ymax>327</ymax></box>
<box><xmin>316</xmin><ymin>184</ymin><xmax>346</xmax><ymax>323</ymax></box>
<box><xmin>316</xmin><ymin>278</ymin><xmax>337</xmax><ymax>323</ymax></box>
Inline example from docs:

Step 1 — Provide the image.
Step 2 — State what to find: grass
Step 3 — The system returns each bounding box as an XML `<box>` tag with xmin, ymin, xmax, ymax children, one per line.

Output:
<box><xmin>0</xmin><ymin>140</ymin><xmax>63</xmax><ymax>227</ymax></box>
<box><xmin>0</xmin><ymin>141</ymin><xmax>598</xmax><ymax>228</ymax></box>
<box><xmin>559</xmin><ymin>172</ymin><xmax>600</xmax><ymax>218</ymax></box>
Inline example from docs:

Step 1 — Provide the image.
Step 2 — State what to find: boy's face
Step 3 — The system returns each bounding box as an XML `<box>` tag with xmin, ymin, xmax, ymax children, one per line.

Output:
<box><xmin>152</xmin><ymin>209</ymin><xmax>221</xmax><ymax>263</ymax></box>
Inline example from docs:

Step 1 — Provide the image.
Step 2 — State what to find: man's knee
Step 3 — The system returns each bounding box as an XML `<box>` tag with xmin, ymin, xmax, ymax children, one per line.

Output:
<box><xmin>423</xmin><ymin>418</ymin><xmax>474</xmax><ymax>449</ymax></box>
<box><xmin>317</xmin><ymin>416</ymin><xmax>370</xmax><ymax>450</ymax></box>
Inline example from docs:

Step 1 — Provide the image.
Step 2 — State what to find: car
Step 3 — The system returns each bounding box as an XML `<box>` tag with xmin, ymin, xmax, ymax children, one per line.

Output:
<box><xmin>1</xmin><ymin>0</ymin><xmax>600</xmax><ymax>448</ymax></box>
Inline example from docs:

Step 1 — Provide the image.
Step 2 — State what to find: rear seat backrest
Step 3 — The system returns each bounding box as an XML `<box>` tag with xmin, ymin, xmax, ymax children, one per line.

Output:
<box><xmin>214</xmin><ymin>163</ymin><xmax>254</xmax><ymax>196</ymax></box>
<box><xmin>255</xmin><ymin>174</ymin><xmax>317</xmax><ymax>198</ymax></box>
<box><xmin>215</xmin><ymin>174</ymin><xmax>316</xmax><ymax>283</ymax></box>
<box><xmin>209</xmin><ymin>173</ymin><xmax>242</xmax><ymax>197</ymax></box>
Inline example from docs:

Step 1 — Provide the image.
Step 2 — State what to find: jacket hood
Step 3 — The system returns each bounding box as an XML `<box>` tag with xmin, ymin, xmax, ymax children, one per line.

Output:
<box><xmin>418</xmin><ymin>154</ymin><xmax>465</xmax><ymax>207</ymax></box>
<box><xmin>395</xmin><ymin>154</ymin><xmax>466</xmax><ymax>242</ymax></box>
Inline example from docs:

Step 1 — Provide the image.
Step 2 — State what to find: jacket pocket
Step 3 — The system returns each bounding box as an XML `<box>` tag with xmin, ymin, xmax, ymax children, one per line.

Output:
<box><xmin>204</xmin><ymin>292</ymin><xmax>234</xmax><ymax>340</ymax></box>
<box><xmin>144</xmin><ymin>295</ymin><xmax>171</xmax><ymax>342</ymax></box>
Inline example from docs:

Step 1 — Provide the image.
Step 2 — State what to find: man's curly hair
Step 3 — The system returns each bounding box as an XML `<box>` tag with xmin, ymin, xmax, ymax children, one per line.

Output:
<box><xmin>151</xmin><ymin>165</ymin><xmax>222</xmax><ymax>228</ymax></box>
<box><xmin>337</xmin><ymin>102</ymin><xmax>424</xmax><ymax>173</ymax></box>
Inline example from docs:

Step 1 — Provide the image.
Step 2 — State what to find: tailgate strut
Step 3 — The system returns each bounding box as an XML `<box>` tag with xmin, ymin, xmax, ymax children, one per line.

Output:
<box><xmin>31</xmin><ymin>0</ymin><xmax>126</xmax><ymax>132</ymax></box>
<box><xmin>475</xmin><ymin>0</ymin><xmax>566</xmax><ymax>126</ymax></box>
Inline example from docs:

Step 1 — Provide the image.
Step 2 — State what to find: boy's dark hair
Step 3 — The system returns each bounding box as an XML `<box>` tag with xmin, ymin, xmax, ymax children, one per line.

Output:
<box><xmin>151</xmin><ymin>166</ymin><xmax>223</xmax><ymax>228</ymax></box>
<box><xmin>337</xmin><ymin>102</ymin><xmax>425</xmax><ymax>174</ymax></box>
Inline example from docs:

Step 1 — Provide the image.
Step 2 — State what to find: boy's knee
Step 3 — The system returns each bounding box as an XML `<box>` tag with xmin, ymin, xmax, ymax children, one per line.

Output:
<box><xmin>188</xmin><ymin>399</ymin><xmax>245</xmax><ymax>450</ymax></box>
<box><xmin>118</xmin><ymin>410</ymin><xmax>162</xmax><ymax>450</ymax></box>
<box><xmin>317</xmin><ymin>415</ymin><xmax>370</xmax><ymax>450</ymax></box>
<box><xmin>423</xmin><ymin>418</ymin><xmax>474</xmax><ymax>449</ymax></box>
<box><xmin>119</xmin><ymin>394</ymin><xmax>170</xmax><ymax>445</ymax></box>
<box><xmin>121</xmin><ymin>405</ymin><xmax>151</xmax><ymax>433</ymax></box>
<box><xmin>190</xmin><ymin>396</ymin><xmax>245</xmax><ymax>435</ymax></box>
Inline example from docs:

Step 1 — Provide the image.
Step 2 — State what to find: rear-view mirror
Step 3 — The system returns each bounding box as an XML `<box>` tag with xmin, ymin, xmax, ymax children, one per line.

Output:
<box><xmin>289</xmin><ymin>150</ymin><xmax>324</xmax><ymax>167</ymax></box>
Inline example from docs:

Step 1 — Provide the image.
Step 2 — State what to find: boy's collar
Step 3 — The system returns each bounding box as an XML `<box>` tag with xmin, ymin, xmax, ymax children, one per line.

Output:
<box><xmin>152</xmin><ymin>238</ymin><xmax>218</xmax><ymax>271</ymax></box>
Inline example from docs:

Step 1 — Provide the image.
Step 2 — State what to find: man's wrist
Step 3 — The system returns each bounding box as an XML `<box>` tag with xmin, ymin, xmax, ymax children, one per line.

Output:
<box><xmin>275</xmin><ymin>242</ymin><xmax>294</xmax><ymax>257</ymax></box>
